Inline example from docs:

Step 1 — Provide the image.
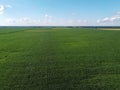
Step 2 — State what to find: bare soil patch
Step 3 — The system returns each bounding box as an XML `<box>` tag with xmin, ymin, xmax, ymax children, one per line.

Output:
<box><xmin>100</xmin><ymin>28</ymin><xmax>120</xmax><ymax>31</ymax></box>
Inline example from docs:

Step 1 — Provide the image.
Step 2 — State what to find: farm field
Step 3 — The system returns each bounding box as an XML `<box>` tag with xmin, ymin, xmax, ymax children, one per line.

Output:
<box><xmin>0</xmin><ymin>27</ymin><xmax>120</xmax><ymax>90</ymax></box>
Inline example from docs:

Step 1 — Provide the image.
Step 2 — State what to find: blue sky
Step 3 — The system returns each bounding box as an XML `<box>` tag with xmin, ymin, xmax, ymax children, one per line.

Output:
<box><xmin>0</xmin><ymin>0</ymin><xmax>120</xmax><ymax>26</ymax></box>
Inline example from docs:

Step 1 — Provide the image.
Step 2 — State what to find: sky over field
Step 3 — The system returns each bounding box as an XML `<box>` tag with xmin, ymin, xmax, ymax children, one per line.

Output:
<box><xmin>0</xmin><ymin>0</ymin><xmax>120</xmax><ymax>26</ymax></box>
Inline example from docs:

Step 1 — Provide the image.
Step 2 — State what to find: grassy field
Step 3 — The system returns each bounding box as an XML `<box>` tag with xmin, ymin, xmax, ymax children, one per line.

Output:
<box><xmin>0</xmin><ymin>27</ymin><xmax>120</xmax><ymax>90</ymax></box>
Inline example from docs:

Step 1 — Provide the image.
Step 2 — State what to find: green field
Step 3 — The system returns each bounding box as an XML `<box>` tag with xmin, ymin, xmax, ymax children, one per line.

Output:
<box><xmin>0</xmin><ymin>27</ymin><xmax>120</xmax><ymax>90</ymax></box>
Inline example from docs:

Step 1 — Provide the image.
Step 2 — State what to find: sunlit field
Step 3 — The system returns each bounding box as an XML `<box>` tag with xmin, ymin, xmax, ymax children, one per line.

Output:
<box><xmin>0</xmin><ymin>27</ymin><xmax>120</xmax><ymax>90</ymax></box>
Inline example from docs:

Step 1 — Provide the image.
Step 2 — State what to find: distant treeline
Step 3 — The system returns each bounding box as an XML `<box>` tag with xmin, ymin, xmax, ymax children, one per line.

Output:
<box><xmin>0</xmin><ymin>26</ymin><xmax>120</xmax><ymax>28</ymax></box>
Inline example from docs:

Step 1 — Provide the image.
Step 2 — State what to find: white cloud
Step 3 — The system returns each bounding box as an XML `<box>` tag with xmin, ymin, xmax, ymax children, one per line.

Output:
<box><xmin>0</xmin><ymin>5</ymin><xmax>5</xmax><ymax>14</ymax></box>
<box><xmin>66</xmin><ymin>19</ymin><xmax>88</xmax><ymax>26</ymax></box>
<box><xmin>72</xmin><ymin>12</ymin><xmax>77</xmax><ymax>16</ymax></box>
<box><xmin>3</xmin><ymin>16</ymin><xmax>88</xmax><ymax>26</ymax></box>
<box><xmin>6</xmin><ymin>17</ymin><xmax>35</xmax><ymax>24</ymax></box>
<box><xmin>97</xmin><ymin>12</ymin><xmax>120</xmax><ymax>23</ymax></box>
<box><xmin>116</xmin><ymin>12</ymin><xmax>120</xmax><ymax>14</ymax></box>
<box><xmin>5</xmin><ymin>5</ymin><xmax>12</xmax><ymax>8</ymax></box>
<box><xmin>0</xmin><ymin>5</ymin><xmax>12</xmax><ymax>15</ymax></box>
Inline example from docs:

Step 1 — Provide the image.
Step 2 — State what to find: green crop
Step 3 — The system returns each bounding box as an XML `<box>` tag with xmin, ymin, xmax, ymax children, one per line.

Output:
<box><xmin>0</xmin><ymin>27</ymin><xmax>119</xmax><ymax>90</ymax></box>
